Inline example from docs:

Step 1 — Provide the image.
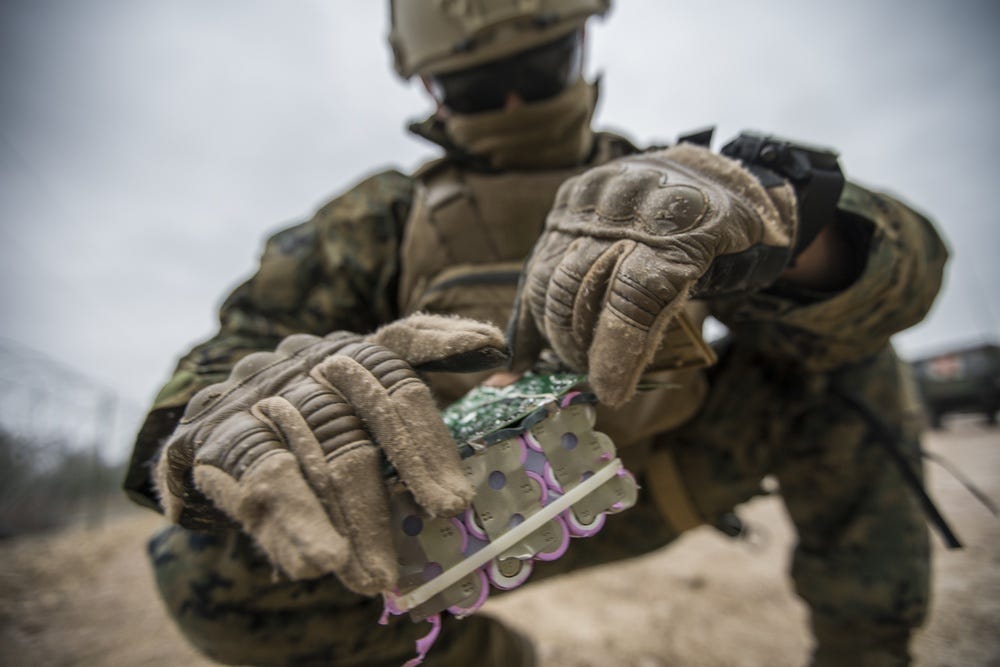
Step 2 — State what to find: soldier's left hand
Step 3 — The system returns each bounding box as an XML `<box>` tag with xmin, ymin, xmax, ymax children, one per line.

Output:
<box><xmin>509</xmin><ymin>144</ymin><xmax>797</xmax><ymax>406</ymax></box>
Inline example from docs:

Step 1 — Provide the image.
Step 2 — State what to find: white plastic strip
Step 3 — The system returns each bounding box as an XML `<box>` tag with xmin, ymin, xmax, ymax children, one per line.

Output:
<box><xmin>392</xmin><ymin>458</ymin><xmax>624</xmax><ymax>611</ymax></box>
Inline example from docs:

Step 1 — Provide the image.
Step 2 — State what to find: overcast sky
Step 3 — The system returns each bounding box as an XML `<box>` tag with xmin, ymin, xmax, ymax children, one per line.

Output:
<box><xmin>1</xmin><ymin>0</ymin><xmax>998</xmax><ymax>460</ymax></box>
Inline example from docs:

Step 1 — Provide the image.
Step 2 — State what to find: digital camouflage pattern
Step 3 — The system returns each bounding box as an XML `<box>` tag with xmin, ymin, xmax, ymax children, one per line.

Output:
<box><xmin>125</xmin><ymin>171</ymin><xmax>415</xmax><ymax>510</ymax></box>
<box><xmin>661</xmin><ymin>342</ymin><xmax>930</xmax><ymax>667</ymax></box>
<box><xmin>127</xmin><ymin>124</ymin><xmax>947</xmax><ymax>666</ymax></box>
<box><xmin>711</xmin><ymin>181</ymin><xmax>948</xmax><ymax>371</ymax></box>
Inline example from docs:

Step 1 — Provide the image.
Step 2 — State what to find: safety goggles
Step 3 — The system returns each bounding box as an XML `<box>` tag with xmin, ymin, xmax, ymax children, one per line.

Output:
<box><xmin>428</xmin><ymin>30</ymin><xmax>583</xmax><ymax>114</ymax></box>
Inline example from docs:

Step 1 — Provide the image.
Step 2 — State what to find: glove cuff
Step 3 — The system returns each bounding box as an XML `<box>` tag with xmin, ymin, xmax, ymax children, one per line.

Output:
<box><xmin>658</xmin><ymin>144</ymin><xmax>798</xmax><ymax>296</ymax></box>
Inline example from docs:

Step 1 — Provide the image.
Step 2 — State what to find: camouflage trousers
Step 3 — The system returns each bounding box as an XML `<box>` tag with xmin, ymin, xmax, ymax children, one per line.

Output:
<box><xmin>148</xmin><ymin>343</ymin><xmax>930</xmax><ymax>667</ymax></box>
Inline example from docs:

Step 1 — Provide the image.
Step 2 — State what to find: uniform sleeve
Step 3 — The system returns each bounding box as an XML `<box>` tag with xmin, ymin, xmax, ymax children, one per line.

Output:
<box><xmin>708</xmin><ymin>180</ymin><xmax>949</xmax><ymax>370</ymax></box>
<box><xmin>124</xmin><ymin>170</ymin><xmax>415</xmax><ymax>510</ymax></box>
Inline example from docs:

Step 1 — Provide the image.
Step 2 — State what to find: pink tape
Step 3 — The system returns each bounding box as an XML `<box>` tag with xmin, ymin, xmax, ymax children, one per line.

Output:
<box><xmin>402</xmin><ymin>614</ymin><xmax>442</xmax><ymax>667</ymax></box>
<box><xmin>379</xmin><ymin>594</ymin><xmax>404</xmax><ymax>625</ymax></box>
<box><xmin>559</xmin><ymin>391</ymin><xmax>582</xmax><ymax>408</ymax></box>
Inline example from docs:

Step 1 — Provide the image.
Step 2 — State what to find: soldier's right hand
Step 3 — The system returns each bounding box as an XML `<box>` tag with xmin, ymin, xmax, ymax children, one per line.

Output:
<box><xmin>154</xmin><ymin>314</ymin><xmax>507</xmax><ymax>595</ymax></box>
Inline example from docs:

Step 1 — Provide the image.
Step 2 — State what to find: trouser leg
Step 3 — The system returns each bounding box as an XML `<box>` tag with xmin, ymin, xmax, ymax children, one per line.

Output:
<box><xmin>149</xmin><ymin>524</ymin><xmax>541</xmax><ymax>667</ymax></box>
<box><xmin>661</xmin><ymin>341</ymin><xmax>930</xmax><ymax>665</ymax></box>
<box><xmin>149</xmin><ymin>525</ymin><xmax>432</xmax><ymax>666</ymax></box>
<box><xmin>774</xmin><ymin>347</ymin><xmax>930</xmax><ymax>667</ymax></box>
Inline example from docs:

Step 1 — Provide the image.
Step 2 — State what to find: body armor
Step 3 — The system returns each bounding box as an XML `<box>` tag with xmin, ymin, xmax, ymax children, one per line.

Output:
<box><xmin>398</xmin><ymin>132</ymin><xmax>715</xmax><ymax>448</ymax></box>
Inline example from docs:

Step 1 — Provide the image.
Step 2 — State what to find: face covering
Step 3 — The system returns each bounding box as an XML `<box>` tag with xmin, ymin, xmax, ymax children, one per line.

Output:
<box><xmin>443</xmin><ymin>78</ymin><xmax>598</xmax><ymax>170</ymax></box>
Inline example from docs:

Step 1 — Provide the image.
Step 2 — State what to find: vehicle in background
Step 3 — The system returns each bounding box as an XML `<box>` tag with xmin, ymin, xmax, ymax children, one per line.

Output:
<box><xmin>911</xmin><ymin>343</ymin><xmax>1000</xmax><ymax>428</ymax></box>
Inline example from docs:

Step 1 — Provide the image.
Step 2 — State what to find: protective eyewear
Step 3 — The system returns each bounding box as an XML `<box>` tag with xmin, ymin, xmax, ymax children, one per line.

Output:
<box><xmin>429</xmin><ymin>30</ymin><xmax>583</xmax><ymax>114</ymax></box>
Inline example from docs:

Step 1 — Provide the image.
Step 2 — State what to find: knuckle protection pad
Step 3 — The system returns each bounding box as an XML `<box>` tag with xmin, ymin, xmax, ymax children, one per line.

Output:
<box><xmin>548</xmin><ymin>157</ymin><xmax>717</xmax><ymax>247</ymax></box>
<box><xmin>182</xmin><ymin>380</ymin><xmax>235</xmax><ymax>422</ymax></box>
<box><xmin>275</xmin><ymin>333</ymin><xmax>322</xmax><ymax>357</ymax></box>
<box><xmin>196</xmin><ymin>412</ymin><xmax>280</xmax><ymax>478</ymax></box>
<box><xmin>341</xmin><ymin>341</ymin><xmax>418</xmax><ymax>391</ymax></box>
<box><xmin>230</xmin><ymin>351</ymin><xmax>281</xmax><ymax>382</ymax></box>
<box><xmin>281</xmin><ymin>381</ymin><xmax>367</xmax><ymax>452</ymax></box>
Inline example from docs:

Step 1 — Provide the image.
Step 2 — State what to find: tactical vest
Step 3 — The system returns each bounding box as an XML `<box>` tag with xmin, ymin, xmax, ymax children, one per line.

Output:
<box><xmin>398</xmin><ymin>133</ymin><xmax>715</xmax><ymax>450</ymax></box>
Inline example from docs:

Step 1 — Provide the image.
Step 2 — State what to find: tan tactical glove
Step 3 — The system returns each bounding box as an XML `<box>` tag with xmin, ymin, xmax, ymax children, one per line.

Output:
<box><xmin>155</xmin><ymin>314</ymin><xmax>507</xmax><ymax>595</ymax></box>
<box><xmin>510</xmin><ymin>144</ymin><xmax>798</xmax><ymax>407</ymax></box>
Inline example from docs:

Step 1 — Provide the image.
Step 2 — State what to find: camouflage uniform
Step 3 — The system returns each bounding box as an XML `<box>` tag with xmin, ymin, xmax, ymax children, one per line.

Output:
<box><xmin>126</xmin><ymin>118</ymin><xmax>947</xmax><ymax>666</ymax></box>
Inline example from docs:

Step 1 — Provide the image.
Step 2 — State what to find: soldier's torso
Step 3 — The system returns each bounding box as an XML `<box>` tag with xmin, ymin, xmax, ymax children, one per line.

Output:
<box><xmin>398</xmin><ymin>163</ymin><xmax>578</xmax><ymax>339</ymax></box>
<box><xmin>398</xmin><ymin>134</ymin><xmax>713</xmax><ymax>447</ymax></box>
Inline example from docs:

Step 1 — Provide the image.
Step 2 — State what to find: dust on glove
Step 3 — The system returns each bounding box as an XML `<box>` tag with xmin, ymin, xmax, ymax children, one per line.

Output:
<box><xmin>509</xmin><ymin>144</ymin><xmax>797</xmax><ymax>406</ymax></box>
<box><xmin>155</xmin><ymin>314</ymin><xmax>507</xmax><ymax>595</ymax></box>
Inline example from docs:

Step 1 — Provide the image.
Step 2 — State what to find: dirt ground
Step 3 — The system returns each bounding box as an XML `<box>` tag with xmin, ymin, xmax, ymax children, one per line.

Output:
<box><xmin>1</xmin><ymin>420</ymin><xmax>997</xmax><ymax>667</ymax></box>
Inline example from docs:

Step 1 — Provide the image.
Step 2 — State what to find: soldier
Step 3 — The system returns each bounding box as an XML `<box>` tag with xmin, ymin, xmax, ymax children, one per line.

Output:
<box><xmin>124</xmin><ymin>1</ymin><xmax>948</xmax><ymax>665</ymax></box>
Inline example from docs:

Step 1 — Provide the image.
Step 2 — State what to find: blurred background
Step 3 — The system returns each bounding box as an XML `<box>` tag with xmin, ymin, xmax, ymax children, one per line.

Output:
<box><xmin>1</xmin><ymin>0</ymin><xmax>998</xmax><ymax>489</ymax></box>
<box><xmin>0</xmin><ymin>2</ymin><xmax>998</xmax><ymax>665</ymax></box>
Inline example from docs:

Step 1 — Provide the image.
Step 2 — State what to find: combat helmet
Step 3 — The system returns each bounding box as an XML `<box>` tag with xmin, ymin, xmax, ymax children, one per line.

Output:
<box><xmin>389</xmin><ymin>0</ymin><xmax>611</xmax><ymax>78</ymax></box>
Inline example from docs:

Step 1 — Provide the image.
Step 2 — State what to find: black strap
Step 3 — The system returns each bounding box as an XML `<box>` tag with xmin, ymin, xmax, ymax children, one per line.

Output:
<box><xmin>832</xmin><ymin>385</ymin><xmax>963</xmax><ymax>550</ymax></box>
<box><xmin>923</xmin><ymin>450</ymin><xmax>999</xmax><ymax>518</ymax></box>
<box><xmin>721</xmin><ymin>132</ymin><xmax>845</xmax><ymax>259</ymax></box>
<box><xmin>676</xmin><ymin>126</ymin><xmax>715</xmax><ymax>148</ymax></box>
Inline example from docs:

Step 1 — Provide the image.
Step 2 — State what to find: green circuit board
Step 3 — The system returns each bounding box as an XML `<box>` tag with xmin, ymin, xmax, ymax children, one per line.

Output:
<box><xmin>442</xmin><ymin>372</ymin><xmax>587</xmax><ymax>445</ymax></box>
